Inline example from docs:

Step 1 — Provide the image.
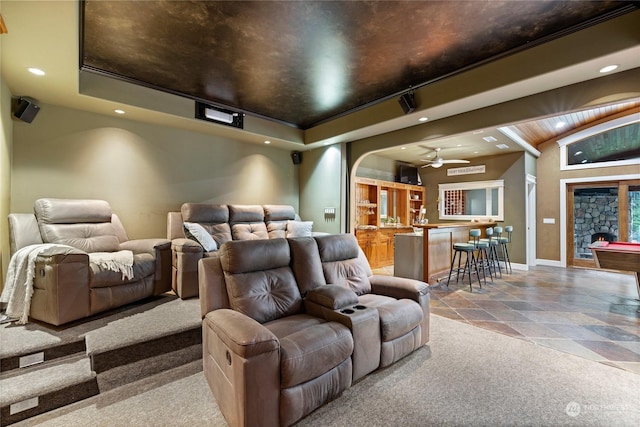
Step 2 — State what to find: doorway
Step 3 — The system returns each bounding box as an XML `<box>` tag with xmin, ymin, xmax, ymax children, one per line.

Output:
<box><xmin>566</xmin><ymin>179</ymin><xmax>640</xmax><ymax>268</ymax></box>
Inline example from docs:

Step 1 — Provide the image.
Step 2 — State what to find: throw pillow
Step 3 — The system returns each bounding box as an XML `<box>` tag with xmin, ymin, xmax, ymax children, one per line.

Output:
<box><xmin>286</xmin><ymin>220</ymin><xmax>313</xmax><ymax>238</ymax></box>
<box><xmin>183</xmin><ymin>222</ymin><xmax>218</xmax><ymax>252</ymax></box>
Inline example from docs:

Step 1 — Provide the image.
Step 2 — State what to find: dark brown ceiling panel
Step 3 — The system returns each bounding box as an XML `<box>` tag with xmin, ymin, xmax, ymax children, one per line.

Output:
<box><xmin>81</xmin><ymin>0</ymin><xmax>636</xmax><ymax>129</ymax></box>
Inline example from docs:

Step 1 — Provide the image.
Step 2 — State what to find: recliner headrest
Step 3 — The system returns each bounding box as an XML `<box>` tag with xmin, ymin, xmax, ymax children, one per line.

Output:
<box><xmin>228</xmin><ymin>205</ymin><xmax>265</xmax><ymax>223</ymax></box>
<box><xmin>181</xmin><ymin>203</ymin><xmax>229</xmax><ymax>223</ymax></box>
<box><xmin>314</xmin><ymin>234</ymin><xmax>359</xmax><ymax>262</ymax></box>
<box><xmin>220</xmin><ymin>238</ymin><xmax>290</xmax><ymax>274</ymax></box>
<box><xmin>34</xmin><ymin>198</ymin><xmax>112</xmax><ymax>224</ymax></box>
<box><xmin>263</xmin><ymin>205</ymin><xmax>296</xmax><ymax>222</ymax></box>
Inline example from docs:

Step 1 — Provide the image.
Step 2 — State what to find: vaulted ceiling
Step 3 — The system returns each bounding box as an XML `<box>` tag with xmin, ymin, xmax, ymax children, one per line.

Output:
<box><xmin>80</xmin><ymin>0</ymin><xmax>636</xmax><ymax>129</ymax></box>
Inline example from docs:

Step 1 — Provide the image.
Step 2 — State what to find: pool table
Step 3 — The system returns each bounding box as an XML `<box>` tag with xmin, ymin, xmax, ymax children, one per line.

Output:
<box><xmin>589</xmin><ymin>241</ymin><xmax>640</xmax><ymax>299</ymax></box>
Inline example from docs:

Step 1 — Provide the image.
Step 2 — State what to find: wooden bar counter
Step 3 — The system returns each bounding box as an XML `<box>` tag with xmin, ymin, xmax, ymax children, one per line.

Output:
<box><xmin>410</xmin><ymin>221</ymin><xmax>496</xmax><ymax>284</ymax></box>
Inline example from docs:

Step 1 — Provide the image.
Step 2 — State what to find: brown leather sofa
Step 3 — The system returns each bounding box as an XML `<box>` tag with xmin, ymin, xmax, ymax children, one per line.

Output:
<box><xmin>167</xmin><ymin>203</ymin><xmax>310</xmax><ymax>299</ymax></box>
<box><xmin>199</xmin><ymin>233</ymin><xmax>430</xmax><ymax>427</ymax></box>
<box><xmin>7</xmin><ymin>198</ymin><xmax>171</xmax><ymax>326</ymax></box>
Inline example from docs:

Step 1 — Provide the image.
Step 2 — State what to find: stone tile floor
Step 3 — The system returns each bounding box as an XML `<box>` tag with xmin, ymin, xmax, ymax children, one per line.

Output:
<box><xmin>374</xmin><ymin>264</ymin><xmax>640</xmax><ymax>374</ymax></box>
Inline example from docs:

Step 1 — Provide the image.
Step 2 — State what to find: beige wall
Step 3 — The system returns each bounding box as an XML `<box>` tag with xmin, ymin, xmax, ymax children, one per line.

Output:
<box><xmin>298</xmin><ymin>144</ymin><xmax>345</xmax><ymax>235</ymax></box>
<box><xmin>420</xmin><ymin>152</ymin><xmax>527</xmax><ymax>264</ymax></box>
<box><xmin>1</xmin><ymin>74</ymin><xmax>13</xmax><ymax>284</ymax></box>
<box><xmin>10</xmin><ymin>103</ymin><xmax>299</xmax><ymax>241</ymax></box>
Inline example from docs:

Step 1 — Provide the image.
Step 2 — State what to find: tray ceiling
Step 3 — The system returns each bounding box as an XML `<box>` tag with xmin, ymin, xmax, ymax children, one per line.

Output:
<box><xmin>80</xmin><ymin>0</ymin><xmax>636</xmax><ymax>129</ymax></box>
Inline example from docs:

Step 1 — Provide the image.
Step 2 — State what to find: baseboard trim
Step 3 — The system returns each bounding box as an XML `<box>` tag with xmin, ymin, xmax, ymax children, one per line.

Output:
<box><xmin>536</xmin><ymin>259</ymin><xmax>562</xmax><ymax>267</ymax></box>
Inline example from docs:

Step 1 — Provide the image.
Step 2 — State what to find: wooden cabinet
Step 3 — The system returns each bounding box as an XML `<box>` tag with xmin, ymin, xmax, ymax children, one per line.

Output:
<box><xmin>354</xmin><ymin>178</ymin><xmax>425</xmax><ymax>268</ymax></box>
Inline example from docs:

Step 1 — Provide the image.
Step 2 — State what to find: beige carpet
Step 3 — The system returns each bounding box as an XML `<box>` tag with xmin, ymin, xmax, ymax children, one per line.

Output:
<box><xmin>17</xmin><ymin>315</ymin><xmax>640</xmax><ymax>427</ymax></box>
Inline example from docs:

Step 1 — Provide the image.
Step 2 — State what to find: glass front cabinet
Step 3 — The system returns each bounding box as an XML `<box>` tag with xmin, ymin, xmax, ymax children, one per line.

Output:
<box><xmin>354</xmin><ymin>177</ymin><xmax>426</xmax><ymax>268</ymax></box>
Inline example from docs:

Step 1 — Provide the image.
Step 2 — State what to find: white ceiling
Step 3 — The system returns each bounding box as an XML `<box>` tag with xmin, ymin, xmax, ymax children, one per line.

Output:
<box><xmin>1</xmin><ymin>1</ymin><xmax>640</xmax><ymax>161</ymax></box>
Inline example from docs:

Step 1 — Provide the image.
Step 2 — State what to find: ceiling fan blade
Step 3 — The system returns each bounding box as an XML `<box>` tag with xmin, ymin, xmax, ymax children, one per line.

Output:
<box><xmin>441</xmin><ymin>159</ymin><xmax>470</xmax><ymax>164</ymax></box>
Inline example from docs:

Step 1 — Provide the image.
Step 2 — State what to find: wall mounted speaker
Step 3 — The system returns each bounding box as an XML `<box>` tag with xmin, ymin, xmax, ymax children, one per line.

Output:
<box><xmin>398</xmin><ymin>93</ymin><xmax>416</xmax><ymax>114</ymax></box>
<box><xmin>291</xmin><ymin>151</ymin><xmax>302</xmax><ymax>165</ymax></box>
<box><xmin>13</xmin><ymin>98</ymin><xmax>40</xmax><ymax>123</ymax></box>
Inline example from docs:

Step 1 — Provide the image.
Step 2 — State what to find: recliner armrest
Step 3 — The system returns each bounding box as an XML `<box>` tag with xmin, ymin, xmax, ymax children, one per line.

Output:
<box><xmin>204</xmin><ymin>309</ymin><xmax>279</xmax><ymax>358</ymax></box>
<box><xmin>120</xmin><ymin>238</ymin><xmax>171</xmax><ymax>254</ymax></box>
<box><xmin>171</xmin><ymin>237</ymin><xmax>205</xmax><ymax>253</ymax></box>
<box><xmin>305</xmin><ymin>285</ymin><xmax>359</xmax><ymax>310</ymax></box>
<box><xmin>369</xmin><ymin>275</ymin><xmax>429</xmax><ymax>301</ymax></box>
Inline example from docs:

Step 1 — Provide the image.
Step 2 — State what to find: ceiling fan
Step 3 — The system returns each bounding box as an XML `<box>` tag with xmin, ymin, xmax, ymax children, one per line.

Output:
<box><xmin>420</xmin><ymin>147</ymin><xmax>470</xmax><ymax>168</ymax></box>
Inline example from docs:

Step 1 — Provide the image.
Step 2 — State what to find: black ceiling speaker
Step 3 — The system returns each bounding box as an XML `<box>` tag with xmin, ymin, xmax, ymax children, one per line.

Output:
<box><xmin>13</xmin><ymin>98</ymin><xmax>40</xmax><ymax>123</ymax></box>
<box><xmin>398</xmin><ymin>92</ymin><xmax>416</xmax><ymax>114</ymax></box>
<box><xmin>291</xmin><ymin>151</ymin><xmax>302</xmax><ymax>165</ymax></box>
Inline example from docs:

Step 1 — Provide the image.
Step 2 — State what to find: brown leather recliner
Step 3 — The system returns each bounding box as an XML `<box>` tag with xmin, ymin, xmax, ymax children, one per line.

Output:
<box><xmin>167</xmin><ymin>204</ymin><xmax>303</xmax><ymax>299</ymax></box>
<box><xmin>199</xmin><ymin>238</ymin><xmax>355</xmax><ymax>427</ymax></box>
<box><xmin>291</xmin><ymin>234</ymin><xmax>430</xmax><ymax>368</ymax></box>
<box><xmin>199</xmin><ymin>234</ymin><xmax>430</xmax><ymax>426</ymax></box>
<box><xmin>7</xmin><ymin>198</ymin><xmax>171</xmax><ymax>326</ymax></box>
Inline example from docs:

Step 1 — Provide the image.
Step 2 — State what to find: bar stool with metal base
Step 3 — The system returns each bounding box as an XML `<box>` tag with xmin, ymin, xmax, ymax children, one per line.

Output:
<box><xmin>447</xmin><ymin>236</ymin><xmax>482</xmax><ymax>291</ymax></box>
<box><xmin>469</xmin><ymin>228</ymin><xmax>492</xmax><ymax>283</ymax></box>
<box><xmin>481</xmin><ymin>227</ymin><xmax>502</xmax><ymax>279</ymax></box>
<box><xmin>497</xmin><ymin>225</ymin><xmax>513</xmax><ymax>273</ymax></box>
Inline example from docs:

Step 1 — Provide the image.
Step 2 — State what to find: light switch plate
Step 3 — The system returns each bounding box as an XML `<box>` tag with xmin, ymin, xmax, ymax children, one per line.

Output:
<box><xmin>543</xmin><ymin>218</ymin><xmax>555</xmax><ymax>224</ymax></box>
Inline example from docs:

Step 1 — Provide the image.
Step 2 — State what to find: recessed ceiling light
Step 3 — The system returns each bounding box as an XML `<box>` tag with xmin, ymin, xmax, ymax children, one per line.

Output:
<box><xmin>114</xmin><ymin>109</ymin><xmax>125</xmax><ymax>114</ymax></box>
<box><xmin>400</xmin><ymin>146</ymin><xmax>406</xmax><ymax>150</ymax></box>
<box><xmin>473</xmin><ymin>151</ymin><xmax>479</xmax><ymax>154</ymax></box>
<box><xmin>574</xmin><ymin>151</ymin><xmax>583</xmax><ymax>156</ymax></box>
<box><xmin>581</xmin><ymin>159</ymin><xmax>588</xmax><ymax>164</ymax></box>
<box><xmin>418</xmin><ymin>117</ymin><xmax>428</xmax><ymax>122</ymax></box>
<box><xmin>456</xmin><ymin>144</ymin><xmax>462</xmax><ymax>147</ymax></box>
<box><xmin>599</xmin><ymin>64</ymin><xmax>618</xmax><ymax>73</ymax></box>
<box><xmin>482</xmin><ymin>136</ymin><xmax>497</xmax><ymax>143</ymax></box>
<box><xmin>555</xmin><ymin>121</ymin><xmax>566</xmax><ymax>129</ymax></box>
<box><xmin>28</xmin><ymin>67</ymin><xmax>45</xmax><ymax>76</ymax></box>
<box><xmin>264</xmin><ymin>140</ymin><xmax>271</xmax><ymax>144</ymax></box>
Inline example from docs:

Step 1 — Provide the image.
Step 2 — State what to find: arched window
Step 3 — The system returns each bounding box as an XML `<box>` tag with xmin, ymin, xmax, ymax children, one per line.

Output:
<box><xmin>558</xmin><ymin>114</ymin><xmax>640</xmax><ymax>171</ymax></box>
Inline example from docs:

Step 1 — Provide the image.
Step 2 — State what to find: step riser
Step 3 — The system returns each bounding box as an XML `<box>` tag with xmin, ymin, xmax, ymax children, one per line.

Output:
<box><xmin>1</xmin><ymin>341</ymin><xmax>86</xmax><ymax>373</ymax></box>
<box><xmin>0</xmin><ymin>379</ymin><xmax>99</xmax><ymax>426</ymax></box>
<box><xmin>91</xmin><ymin>327</ymin><xmax>202</xmax><ymax>373</ymax></box>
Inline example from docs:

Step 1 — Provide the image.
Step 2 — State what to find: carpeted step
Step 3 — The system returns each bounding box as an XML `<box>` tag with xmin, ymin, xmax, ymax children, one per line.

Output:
<box><xmin>0</xmin><ymin>355</ymin><xmax>98</xmax><ymax>426</ymax></box>
<box><xmin>84</xmin><ymin>297</ymin><xmax>202</xmax><ymax>376</ymax></box>
<box><xmin>96</xmin><ymin>343</ymin><xmax>203</xmax><ymax>392</ymax></box>
<box><xmin>0</xmin><ymin>324</ymin><xmax>86</xmax><ymax>374</ymax></box>
<box><xmin>0</xmin><ymin>295</ymin><xmax>203</xmax><ymax>425</ymax></box>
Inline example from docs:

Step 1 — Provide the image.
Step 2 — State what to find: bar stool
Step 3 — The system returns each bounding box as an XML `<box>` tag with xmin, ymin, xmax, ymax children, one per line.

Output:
<box><xmin>447</xmin><ymin>234</ymin><xmax>482</xmax><ymax>291</ymax></box>
<box><xmin>468</xmin><ymin>228</ymin><xmax>492</xmax><ymax>283</ymax></box>
<box><xmin>497</xmin><ymin>225</ymin><xmax>513</xmax><ymax>273</ymax></box>
<box><xmin>481</xmin><ymin>227</ymin><xmax>502</xmax><ymax>279</ymax></box>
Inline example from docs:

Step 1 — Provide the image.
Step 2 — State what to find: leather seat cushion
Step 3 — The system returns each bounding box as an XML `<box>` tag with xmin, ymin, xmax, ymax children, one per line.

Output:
<box><xmin>376</xmin><ymin>299</ymin><xmax>423</xmax><ymax>342</ymax></box>
<box><xmin>90</xmin><ymin>253</ymin><xmax>155</xmax><ymax>287</ymax></box>
<box><xmin>264</xmin><ymin>314</ymin><xmax>326</xmax><ymax>339</ymax></box>
<box><xmin>277</xmin><ymin>320</ymin><xmax>353</xmax><ymax>388</ymax></box>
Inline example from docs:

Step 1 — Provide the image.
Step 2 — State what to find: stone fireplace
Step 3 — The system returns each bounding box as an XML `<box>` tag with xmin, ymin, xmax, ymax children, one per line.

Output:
<box><xmin>574</xmin><ymin>188</ymin><xmax>618</xmax><ymax>259</ymax></box>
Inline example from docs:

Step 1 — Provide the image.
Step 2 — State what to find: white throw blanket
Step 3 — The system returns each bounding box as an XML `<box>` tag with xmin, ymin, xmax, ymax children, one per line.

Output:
<box><xmin>1</xmin><ymin>245</ymin><xmax>134</xmax><ymax>324</ymax></box>
<box><xmin>89</xmin><ymin>250</ymin><xmax>134</xmax><ymax>281</ymax></box>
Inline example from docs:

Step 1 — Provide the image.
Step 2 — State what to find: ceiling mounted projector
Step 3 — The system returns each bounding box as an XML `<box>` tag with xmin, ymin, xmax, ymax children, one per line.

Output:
<box><xmin>195</xmin><ymin>102</ymin><xmax>244</xmax><ymax>129</ymax></box>
<box><xmin>205</xmin><ymin>108</ymin><xmax>234</xmax><ymax>124</ymax></box>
